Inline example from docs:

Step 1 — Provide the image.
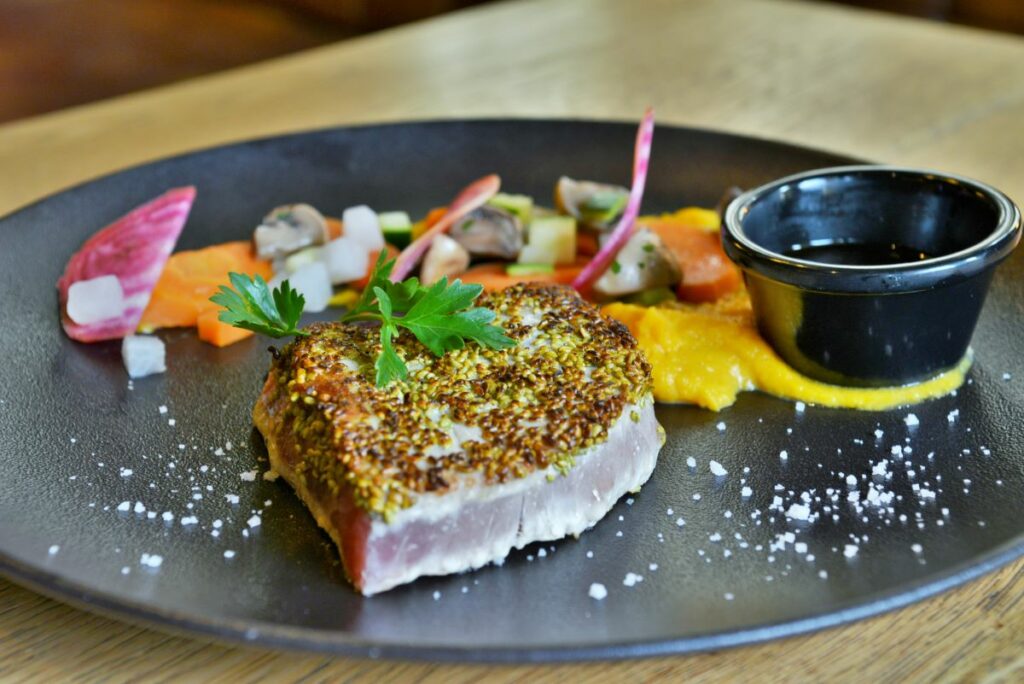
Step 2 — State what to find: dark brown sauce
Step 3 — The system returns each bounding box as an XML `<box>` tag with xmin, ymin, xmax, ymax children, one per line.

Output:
<box><xmin>785</xmin><ymin>242</ymin><xmax>933</xmax><ymax>266</ymax></box>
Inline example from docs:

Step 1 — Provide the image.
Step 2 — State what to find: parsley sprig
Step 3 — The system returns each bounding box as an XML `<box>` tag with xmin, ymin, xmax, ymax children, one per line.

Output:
<box><xmin>211</xmin><ymin>252</ymin><xmax>515</xmax><ymax>387</ymax></box>
<box><xmin>210</xmin><ymin>272</ymin><xmax>308</xmax><ymax>338</ymax></box>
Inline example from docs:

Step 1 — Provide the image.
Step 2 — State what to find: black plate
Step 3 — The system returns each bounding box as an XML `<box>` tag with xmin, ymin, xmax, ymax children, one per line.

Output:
<box><xmin>1</xmin><ymin>120</ymin><xmax>1023</xmax><ymax>662</ymax></box>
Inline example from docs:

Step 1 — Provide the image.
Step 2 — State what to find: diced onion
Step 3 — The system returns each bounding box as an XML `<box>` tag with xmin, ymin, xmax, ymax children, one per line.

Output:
<box><xmin>323</xmin><ymin>236</ymin><xmax>370</xmax><ymax>285</ymax></box>
<box><xmin>342</xmin><ymin>205</ymin><xmax>385</xmax><ymax>252</ymax></box>
<box><xmin>285</xmin><ymin>262</ymin><xmax>333</xmax><ymax>313</ymax></box>
<box><xmin>66</xmin><ymin>275</ymin><xmax>125</xmax><ymax>325</ymax></box>
<box><xmin>122</xmin><ymin>335</ymin><xmax>166</xmax><ymax>379</ymax></box>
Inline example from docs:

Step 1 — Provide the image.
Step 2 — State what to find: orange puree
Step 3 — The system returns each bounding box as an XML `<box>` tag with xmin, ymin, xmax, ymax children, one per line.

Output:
<box><xmin>604</xmin><ymin>295</ymin><xmax>969</xmax><ymax>411</ymax></box>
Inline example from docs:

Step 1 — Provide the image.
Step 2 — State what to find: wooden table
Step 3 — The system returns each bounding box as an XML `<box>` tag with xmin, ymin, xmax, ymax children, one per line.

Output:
<box><xmin>3</xmin><ymin>0</ymin><xmax>1024</xmax><ymax>680</ymax></box>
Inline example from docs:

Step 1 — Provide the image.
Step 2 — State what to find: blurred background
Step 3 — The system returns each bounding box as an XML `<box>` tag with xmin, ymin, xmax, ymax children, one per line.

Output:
<box><xmin>2</xmin><ymin>0</ymin><xmax>1023</xmax><ymax>125</ymax></box>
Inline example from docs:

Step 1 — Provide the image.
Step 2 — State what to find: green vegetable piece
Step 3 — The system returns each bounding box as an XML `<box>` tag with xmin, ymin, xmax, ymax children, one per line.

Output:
<box><xmin>505</xmin><ymin>263</ymin><xmax>555</xmax><ymax>276</ymax></box>
<box><xmin>379</xmin><ymin>211</ymin><xmax>413</xmax><ymax>248</ymax></box>
<box><xmin>622</xmin><ymin>287</ymin><xmax>676</xmax><ymax>307</ymax></box>
<box><xmin>488</xmin><ymin>193</ymin><xmax>534</xmax><ymax>223</ymax></box>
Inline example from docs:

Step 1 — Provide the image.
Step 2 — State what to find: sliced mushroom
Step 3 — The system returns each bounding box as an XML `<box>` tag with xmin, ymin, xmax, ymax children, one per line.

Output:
<box><xmin>554</xmin><ymin>176</ymin><xmax>629</xmax><ymax>231</ymax></box>
<box><xmin>253</xmin><ymin>203</ymin><xmax>329</xmax><ymax>260</ymax></box>
<box><xmin>421</xmin><ymin>234</ymin><xmax>470</xmax><ymax>285</ymax></box>
<box><xmin>449</xmin><ymin>205</ymin><xmax>524</xmax><ymax>259</ymax></box>
<box><xmin>593</xmin><ymin>228</ymin><xmax>681</xmax><ymax>297</ymax></box>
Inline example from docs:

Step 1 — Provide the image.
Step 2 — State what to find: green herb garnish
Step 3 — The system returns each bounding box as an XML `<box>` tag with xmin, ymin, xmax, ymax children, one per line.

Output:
<box><xmin>212</xmin><ymin>252</ymin><xmax>515</xmax><ymax>387</ymax></box>
<box><xmin>211</xmin><ymin>272</ymin><xmax>308</xmax><ymax>338</ymax></box>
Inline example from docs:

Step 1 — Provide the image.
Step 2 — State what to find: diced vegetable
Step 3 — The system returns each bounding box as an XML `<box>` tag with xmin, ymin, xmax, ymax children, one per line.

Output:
<box><xmin>421</xmin><ymin>234</ymin><xmax>470</xmax><ymax>284</ymax></box>
<box><xmin>342</xmin><ymin>205</ymin><xmax>385</xmax><ymax>252</ymax></box>
<box><xmin>593</xmin><ymin>228</ymin><xmax>680</xmax><ymax>297</ymax></box>
<box><xmin>196</xmin><ymin>308</ymin><xmax>253</xmax><ymax>347</ymax></box>
<box><xmin>253</xmin><ymin>204</ymin><xmax>328</xmax><ymax>260</ymax></box>
<box><xmin>644</xmin><ymin>210</ymin><xmax>742</xmax><ymax>302</ymax></box>
<box><xmin>519</xmin><ymin>216</ymin><xmax>576</xmax><ymax>266</ymax></box>
<box><xmin>139</xmin><ymin>240</ymin><xmax>272</xmax><ymax>333</ymax></box>
<box><xmin>622</xmin><ymin>286</ymin><xmax>676</xmax><ymax>306</ymax></box>
<box><xmin>279</xmin><ymin>261</ymin><xmax>332</xmax><ymax>313</ymax></box>
<box><xmin>283</xmin><ymin>245</ymin><xmax>324</xmax><ymax>274</ymax></box>
<box><xmin>488</xmin><ymin>193</ymin><xmax>534</xmax><ymax>223</ymax></box>
<box><xmin>66</xmin><ymin>275</ymin><xmax>126</xmax><ymax>325</ymax></box>
<box><xmin>391</xmin><ymin>175</ymin><xmax>501</xmax><ymax>282</ymax></box>
<box><xmin>573</xmin><ymin>107</ymin><xmax>656</xmax><ymax>292</ymax></box>
<box><xmin>505</xmin><ymin>263</ymin><xmax>554</xmax><ymax>276</ymax></box>
<box><xmin>122</xmin><ymin>335</ymin><xmax>166</xmax><ymax>378</ymax></box>
<box><xmin>323</xmin><ymin>236</ymin><xmax>370</xmax><ymax>285</ymax></box>
<box><xmin>379</xmin><ymin>211</ymin><xmax>413</xmax><ymax>248</ymax></box>
<box><xmin>328</xmin><ymin>287</ymin><xmax>361</xmax><ymax>309</ymax></box>
<box><xmin>58</xmin><ymin>186</ymin><xmax>195</xmax><ymax>342</ymax></box>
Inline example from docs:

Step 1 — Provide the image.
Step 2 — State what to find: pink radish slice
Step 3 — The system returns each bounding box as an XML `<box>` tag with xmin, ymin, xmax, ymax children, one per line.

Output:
<box><xmin>57</xmin><ymin>186</ymin><xmax>196</xmax><ymax>342</ymax></box>
<box><xmin>390</xmin><ymin>174</ymin><xmax>501</xmax><ymax>282</ymax></box>
<box><xmin>572</xmin><ymin>107</ymin><xmax>656</xmax><ymax>292</ymax></box>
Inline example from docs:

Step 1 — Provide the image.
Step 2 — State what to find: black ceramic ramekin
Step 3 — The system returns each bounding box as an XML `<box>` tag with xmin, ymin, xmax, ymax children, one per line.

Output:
<box><xmin>721</xmin><ymin>166</ymin><xmax>1022</xmax><ymax>387</ymax></box>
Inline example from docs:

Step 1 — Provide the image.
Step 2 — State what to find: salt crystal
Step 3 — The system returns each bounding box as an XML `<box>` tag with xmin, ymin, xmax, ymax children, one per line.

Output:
<box><xmin>741</xmin><ymin>486</ymin><xmax>753</xmax><ymax>498</ymax></box>
<box><xmin>133</xmin><ymin>501</ymin><xmax>146</xmax><ymax>514</ymax></box>
<box><xmin>161</xmin><ymin>512</ymin><xmax>173</xmax><ymax>522</ymax></box>
<box><xmin>795</xmin><ymin>401</ymin><xmax>806</xmax><ymax>413</ymax></box>
<box><xmin>140</xmin><ymin>553</ymin><xmax>163</xmax><ymax>568</ymax></box>
<box><xmin>786</xmin><ymin>503</ymin><xmax>811</xmax><ymax>521</ymax></box>
<box><xmin>623</xmin><ymin>572</ymin><xmax>643</xmax><ymax>587</ymax></box>
<box><xmin>158</xmin><ymin>405</ymin><xmax>168</xmax><ymax>414</ymax></box>
<box><xmin>843</xmin><ymin>544</ymin><xmax>859</xmax><ymax>558</ymax></box>
<box><xmin>710</xmin><ymin>460</ymin><xmax>728</xmax><ymax>476</ymax></box>
<box><xmin>117</xmin><ymin>501</ymin><xmax>130</xmax><ymax>512</ymax></box>
<box><xmin>904</xmin><ymin>413</ymin><xmax>919</xmax><ymax>427</ymax></box>
<box><xmin>225</xmin><ymin>494</ymin><xmax>240</xmax><ymax>504</ymax></box>
<box><xmin>180</xmin><ymin>516</ymin><xmax>198</xmax><ymax>526</ymax></box>
<box><xmin>224</xmin><ymin>550</ymin><xmax>236</xmax><ymax>559</ymax></box>
<box><xmin>247</xmin><ymin>514</ymin><xmax>261</xmax><ymax>528</ymax></box>
<box><xmin>686</xmin><ymin>457</ymin><xmax>697</xmax><ymax>468</ymax></box>
<box><xmin>779</xmin><ymin>450</ymin><xmax>788</xmax><ymax>461</ymax></box>
<box><xmin>48</xmin><ymin>545</ymin><xmax>60</xmax><ymax>555</ymax></box>
<box><xmin>240</xmin><ymin>470</ymin><xmax>258</xmax><ymax>482</ymax></box>
<box><xmin>845</xmin><ymin>474</ymin><xmax>858</xmax><ymax>486</ymax></box>
<box><xmin>911</xmin><ymin>543</ymin><xmax>923</xmax><ymax>554</ymax></box>
<box><xmin>588</xmin><ymin>583</ymin><xmax>608</xmax><ymax>600</ymax></box>
<box><xmin>716</xmin><ymin>421</ymin><xmax>726</xmax><ymax>431</ymax></box>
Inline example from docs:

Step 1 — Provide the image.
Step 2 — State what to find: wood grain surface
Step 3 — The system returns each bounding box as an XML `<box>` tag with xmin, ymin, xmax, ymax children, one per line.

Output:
<box><xmin>2</xmin><ymin>0</ymin><xmax>1024</xmax><ymax>680</ymax></box>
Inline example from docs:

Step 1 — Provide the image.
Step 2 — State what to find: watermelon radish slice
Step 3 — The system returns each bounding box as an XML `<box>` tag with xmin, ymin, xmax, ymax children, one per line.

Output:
<box><xmin>57</xmin><ymin>187</ymin><xmax>196</xmax><ymax>342</ymax></box>
<box><xmin>572</xmin><ymin>108</ymin><xmax>655</xmax><ymax>292</ymax></box>
<box><xmin>390</xmin><ymin>175</ymin><xmax>500</xmax><ymax>282</ymax></box>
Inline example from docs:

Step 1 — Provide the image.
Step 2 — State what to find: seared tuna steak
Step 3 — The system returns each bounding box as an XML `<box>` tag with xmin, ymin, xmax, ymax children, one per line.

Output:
<box><xmin>253</xmin><ymin>284</ymin><xmax>663</xmax><ymax>595</ymax></box>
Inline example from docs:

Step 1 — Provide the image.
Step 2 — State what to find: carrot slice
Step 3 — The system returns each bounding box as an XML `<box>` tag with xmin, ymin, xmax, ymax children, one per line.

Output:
<box><xmin>139</xmin><ymin>240</ymin><xmax>273</xmax><ymax>336</ymax></box>
<box><xmin>643</xmin><ymin>211</ymin><xmax>742</xmax><ymax>303</ymax></box>
<box><xmin>196</xmin><ymin>308</ymin><xmax>254</xmax><ymax>347</ymax></box>
<box><xmin>460</xmin><ymin>259</ymin><xmax>588</xmax><ymax>292</ymax></box>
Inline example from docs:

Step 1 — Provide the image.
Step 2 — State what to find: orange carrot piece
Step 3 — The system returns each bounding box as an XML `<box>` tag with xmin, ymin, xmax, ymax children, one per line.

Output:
<box><xmin>196</xmin><ymin>308</ymin><xmax>254</xmax><ymax>347</ymax></box>
<box><xmin>644</xmin><ymin>218</ymin><xmax>741</xmax><ymax>303</ymax></box>
<box><xmin>139</xmin><ymin>240</ymin><xmax>273</xmax><ymax>332</ymax></box>
<box><xmin>325</xmin><ymin>217</ymin><xmax>343</xmax><ymax>240</ymax></box>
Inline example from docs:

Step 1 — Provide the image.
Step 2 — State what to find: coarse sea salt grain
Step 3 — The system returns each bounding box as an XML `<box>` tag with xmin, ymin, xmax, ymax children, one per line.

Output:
<box><xmin>623</xmin><ymin>572</ymin><xmax>643</xmax><ymax>587</ymax></box>
<box><xmin>247</xmin><ymin>514</ymin><xmax>262</xmax><ymax>528</ymax></box>
<box><xmin>240</xmin><ymin>470</ymin><xmax>258</xmax><ymax>482</ymax></box>
<box><xmin>710</xmin><ymin>460</ymin><xmax>728</xmax><ymax>476</ymax></box>
<box><xmin>795</xmin><ymin>401</ymin><xmax>806</xmax><ymax>413</ymax></box>
<box><xmin>140</xmin><ymin>553</ymin><xmax>163</xmax><ymax>569</ymax></box>
<box><xmin>589</xmin><ymin>583</ymin><xmax>608</xmax><ymax>600</ymax></box>
<box><xmin>843</xmin><ymin>544</ymin><xmax>859</xmax><ymax>558</ymax></box>
<box><xmin>904</xmin><ymin>413</ymin><xmax>919</xmax><ymax>427</ymax></box>
<box><xmin>741</xmin><ymin>486</ymin><xmax>753</xmax><ymax>498</ymax></box>
<box><xmin>686</xmin><ymin>457</ymin><xmax>697</xmax><ymax>468</ymax></box>
<box><xmin>48</xmin><ymin>545</ymin><xmax>60</xmax><ymax>555</ymax></box>
<box><xmin>779</xmin><ymin>450</ymin><xmax>788</xmax><ymax>461</ymax></box>
<box><xmin>224</xmin><ymin>550</ymin><xmax>236</xmax><ymax>559</ymax></box>
<box><xmin>117</xmin><ymin>501</ymin><xmax>130</xmax><ymax>512</ymax></box>
<box><xmin>716</xmin><ymin>421</ymin><xmax>726</xmax><ymax>431</ymax></box>
<box><xmin>225</xmin><ymin>494</ymin><xmax>240</xmax><ymax>504</ymax></box>
<box><xmin>786</xmin><ymin>503</ymin><xmax>811</xmax><ymax>521</ymax></box>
